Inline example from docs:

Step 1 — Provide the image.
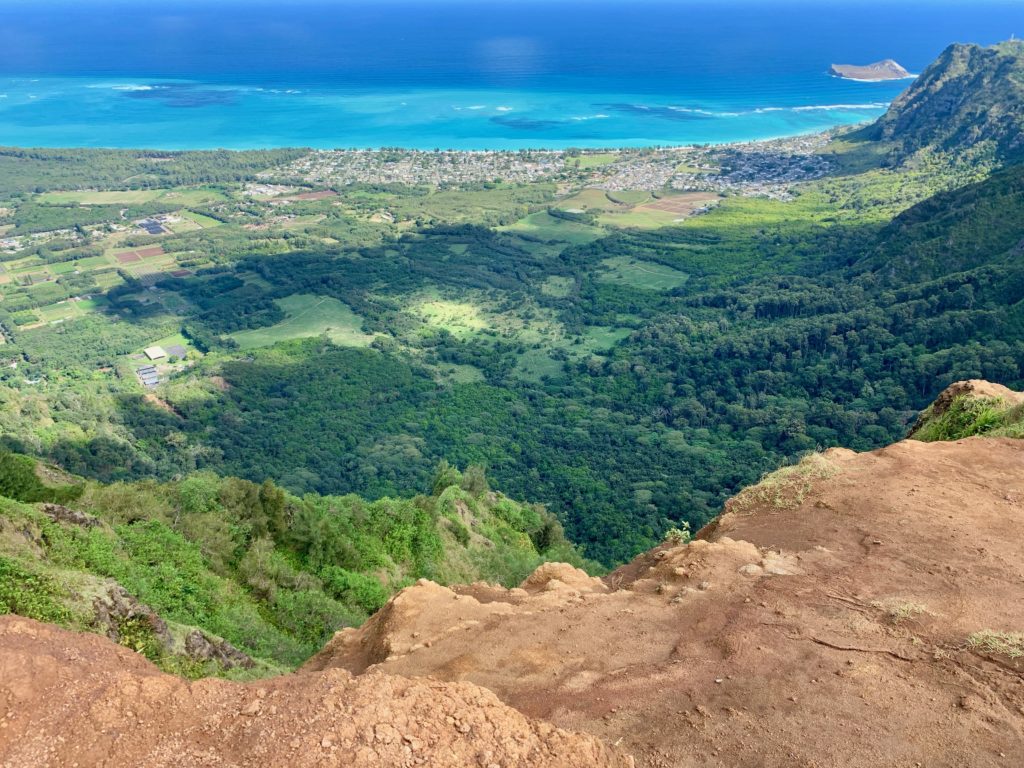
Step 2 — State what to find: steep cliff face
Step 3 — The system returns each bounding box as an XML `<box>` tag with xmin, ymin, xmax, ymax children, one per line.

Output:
<box><xmin>1</xmin><ymin>385</ymin><xmax>1023</xmax><ymax>767</ymax></box>
<box><xmin>864</xmin><ymin>41</ymin><xmax>1024</xmax><ymax>163</ymax></box>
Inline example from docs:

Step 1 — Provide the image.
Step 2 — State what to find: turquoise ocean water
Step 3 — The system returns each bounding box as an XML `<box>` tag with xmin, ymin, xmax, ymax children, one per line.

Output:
<box><xmin>0</xmin><ymin>1</ymin><xmax>1020</xmax><ymax>150</ymax></box>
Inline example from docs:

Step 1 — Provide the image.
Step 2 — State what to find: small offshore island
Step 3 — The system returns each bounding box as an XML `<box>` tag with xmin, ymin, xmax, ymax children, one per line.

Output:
<box><xmin>830</xmin><ymin>59</ymin><xmax>912</xmax><ymax>81</ymax></box>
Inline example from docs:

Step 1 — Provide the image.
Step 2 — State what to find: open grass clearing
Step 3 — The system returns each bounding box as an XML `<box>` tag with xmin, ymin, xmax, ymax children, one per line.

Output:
<box><xmin>541</xmin><ymin>276</ymin><xmax>575</xmax><ymax>298</ymax></box>
<box><xmin>230</xmin><ymin>294</ymin><xmax>374</xmax><ymax>350</ymax></box>
<box><xmin>37</xmin><ymin>190</ymin><xmax>163</xmax><ymax>206</ymax></box>
<box><xmin>435</xmin><ymin>362</ymin><xmax>486</xmax><ymax>384</ymax></box>
<box><xmin>556</xmin><ymin>188</ymin><xmax>626</xmax><ymax>213</ymax></box>
<box><xmin>597</xmin><ymin>256</ymin><xmax>690</xmax><ymax>291</ymax></box>
<box><xmin>513</xmin><ymin>324</ymin><xmax>630</xmax><ymax>382</ymax></box>
<box><xmin>605</xmin><ymin>190</ymin><xmax>652</xmax><ymax>205</ymax></box>
<box><xmin>569</xmin><ymin>153</ymin><xmax>619</xmax><ymax>169</ymax></box>
<box><xmin>181</xmin><ymin>210</ymin><xmax>224</xmax><ymax>228</ymax></box>
<box><xmin>413</xmin><ymin>298</ymin><xmax>489</xmax><ymax>339</ymax></box>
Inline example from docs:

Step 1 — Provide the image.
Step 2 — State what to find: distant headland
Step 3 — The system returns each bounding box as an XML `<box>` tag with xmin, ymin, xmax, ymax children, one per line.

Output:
<box><xmin>829</xmin><ymin>59</ymin><xmax>912</xmax><ymax>81</ymax></box>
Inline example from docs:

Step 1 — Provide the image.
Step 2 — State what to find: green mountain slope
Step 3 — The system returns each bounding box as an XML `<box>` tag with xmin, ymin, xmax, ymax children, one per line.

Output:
<box><xmin>859</xmin><ymin>162</ymin><xmax>1024</xmax><ymax>280</ymax></box>
<box><xmin>0</xmin><ymin>452</ymin><xmax>595</xmax><ymax>676</ymax></box>
<box><xmin>862</xmin><ymin>40</ymin><xmax>1024</xmax><ymax>164</ymax></box>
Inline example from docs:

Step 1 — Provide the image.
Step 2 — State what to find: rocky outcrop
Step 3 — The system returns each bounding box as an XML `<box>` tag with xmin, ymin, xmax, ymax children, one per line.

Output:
<box><xmin>183</xmin><ymin>629</ymin><xmax>254</xmax><ymax>670</ymax></box>
<box><xmin>92</xmin><ymin>584</ymin><xmax>173</xmax><ymax>649</ymax></box>
<box><xmin>909</xmin><ymin>379</ymin><xmax>1024</xmax><ymax>437</ymax></box>
<box><xmin>40</xmin><ymin>502</ymin><xmax>100</xmax><ymax>528</ymax></box>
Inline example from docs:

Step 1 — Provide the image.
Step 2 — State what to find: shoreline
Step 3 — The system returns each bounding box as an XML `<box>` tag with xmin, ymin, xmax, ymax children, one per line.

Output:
<box><xmin>0</xmin><ymin>125</ymin><xmax>867</xmax><ymax>156</ymax></box>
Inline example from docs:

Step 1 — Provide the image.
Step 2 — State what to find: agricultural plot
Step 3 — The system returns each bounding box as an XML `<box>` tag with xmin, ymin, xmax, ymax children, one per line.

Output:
<box><xmin>37</xmin><ymin>190</ymin><xmax>163</xmax><ymax>206</ymax></box>
<box><xmin>499</xmin><ymin>211</ymin><xmax>604</xmax><ymax>244</ymax></box>
<box><xmin>597</xmin><ymin>256</ymin><xmax>690</xmax><ymax>291</ymax></box>
<box><xmin>115</xmin><ymin>246</ymin><xmax>165</xmax><ymax>264</ymax></box>
<box><xmin>596</xmin><ymin>192</ymin><xmax>719</xmax><ymax>229</ymax></box>
<box><xmin>230</xmin><ymin>294</ymin><xmax>374</xmax><ymax>350</ymax></box>
<box><xmin>181</xmin><ymin>210</ymin><xmax>223</xmax><ymax>228</ymax></box>
<box><xmin>36</xmin><ymin>297</ymin><xmax>104</xmax><ymax>323</ymax></box>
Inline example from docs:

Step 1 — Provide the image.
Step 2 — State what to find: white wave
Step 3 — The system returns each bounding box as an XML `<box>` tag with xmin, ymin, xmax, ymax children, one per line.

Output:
<box><xmin>661</xmin><ymin>102</ymin><xmax>890</xmax><ymax>118</ymax></box>
<box><xmin>88</xmin><ymin>84</ymin><xmax>157</xmax><ymax>92</ymax></box>
<box><xmin>668</xmin><ymin>106</ymin><xmax>742</xmax><ymax>117</ymax></box>
<box><xmin>791</xmin><ymin>102</ymin><xmax>889</xmax><ymax>112</ymax></box>
<box><xmin>467</xmin><ymin>105</ymin><xmax>487</xmax><ymax>110</ymax></box>
<box><xmin>496</xmin><ymin>106</ymin><xmax>513</xmax><ymax>112</ymax></box>
<box><xmin>570</xmin><ymin>114</ymin><xmax>610</xmax><ymax>121</ymax></box>
<box><xmin>834</xmin><ymin>74</ymin><xmax>917</xmax><ymax>82</ymax></box>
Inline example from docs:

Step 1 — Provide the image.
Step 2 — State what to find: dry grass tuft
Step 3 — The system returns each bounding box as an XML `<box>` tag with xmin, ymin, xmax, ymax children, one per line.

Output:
<box><xmin>729</xmin><ymin>452</ymin><xmax>840</xmax><ymax>513</ymax></box>
<box><xmin>871</xmin><ymin>599</ymin><xmax>931</xmax><ymax>624</ymax></box>
<box><xmin>967</xmin><ymin>630</ymin><xmax>1024</xmax><ymax>659</ymax></box>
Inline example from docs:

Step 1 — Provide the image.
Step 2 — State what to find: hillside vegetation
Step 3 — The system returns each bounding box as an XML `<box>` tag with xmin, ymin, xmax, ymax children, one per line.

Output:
<box><xmin>0</xmin><ymin>452</ymin><xmax>592</xmax><ymax>675</ymax></box>
<box><xmin>908</xmin><ymin>379</ymin><xmax>1024</xmax><ymax>441</ymax></box>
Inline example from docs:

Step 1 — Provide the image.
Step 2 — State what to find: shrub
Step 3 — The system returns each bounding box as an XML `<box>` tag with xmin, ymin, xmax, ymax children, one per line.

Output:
<box><xmin>320</xmin><ymin>566</ymin><xmax>389</xmax><ymax>614</ymax></box>
<box><xmin>0</xmin><ymin>556</ymin><xmax>72</xmax><ymax>624</ymax></box>
<box><xmin>0</xmin><ymin>451</ymin><xmax>81</xmax><ymax>504</ymax></box>
<box><xmin>269</xmin><ymin>589</ymin><xmax>356</xmax><ymax>648</ymax></box>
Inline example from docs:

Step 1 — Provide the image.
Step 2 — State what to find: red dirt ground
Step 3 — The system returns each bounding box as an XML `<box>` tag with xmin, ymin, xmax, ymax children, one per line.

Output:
<box><xmin>0</xmin><ymin>618</ymin><xmax>630</xmax><ymax>767</ymax></box>
<box><xmin>308</xmin><ymin>436</ymin><xmax>1024</xmax><ymax>768</ymax></box>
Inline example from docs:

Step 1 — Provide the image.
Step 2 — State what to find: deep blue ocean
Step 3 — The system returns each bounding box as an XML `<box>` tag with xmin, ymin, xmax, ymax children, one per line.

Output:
<box><xmin>0</xmin><ymin>0</ymin><xmax>1020</xmax><ymax>150</ymax></box>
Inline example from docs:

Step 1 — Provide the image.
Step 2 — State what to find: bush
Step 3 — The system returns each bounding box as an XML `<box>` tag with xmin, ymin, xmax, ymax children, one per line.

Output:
<box><xmin>320</xmin><ymin>566</ymin><xmax>390</xmax><ymax>614</ymax></box>
<box><xmin>0</xmin><ymin>451</ymin><xmax>82</xmax><ymax>504</ymax></box>
<box><xmin>269</xmin><ymin>589</ymin><xmax>356</xmax><ymax>648</ymax></box>
<box><xmin>0</xmin><ymin>556</ymin><xmax>72</xmax><ymax>624</ymax></box>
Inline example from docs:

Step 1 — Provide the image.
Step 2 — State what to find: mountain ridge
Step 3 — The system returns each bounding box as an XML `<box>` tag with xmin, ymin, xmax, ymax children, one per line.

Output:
<box><xmin>860</xmin><ymin>40</ymin><xmax>1024</xmax><ymax>163</ymax></box>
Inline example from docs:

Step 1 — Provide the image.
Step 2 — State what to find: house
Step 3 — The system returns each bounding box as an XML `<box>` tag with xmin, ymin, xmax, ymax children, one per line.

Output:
<box><xmin>143</xmin><ymin>346</ymin><xmax>167</xmax><ymax>361</ymax></box>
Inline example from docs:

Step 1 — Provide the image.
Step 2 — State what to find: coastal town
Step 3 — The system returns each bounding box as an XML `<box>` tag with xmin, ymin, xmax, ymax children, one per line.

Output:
<box><xmin>273</xmin><ymin>130</ymin><xmax>837</xmax><ymax>200</ymax></box>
